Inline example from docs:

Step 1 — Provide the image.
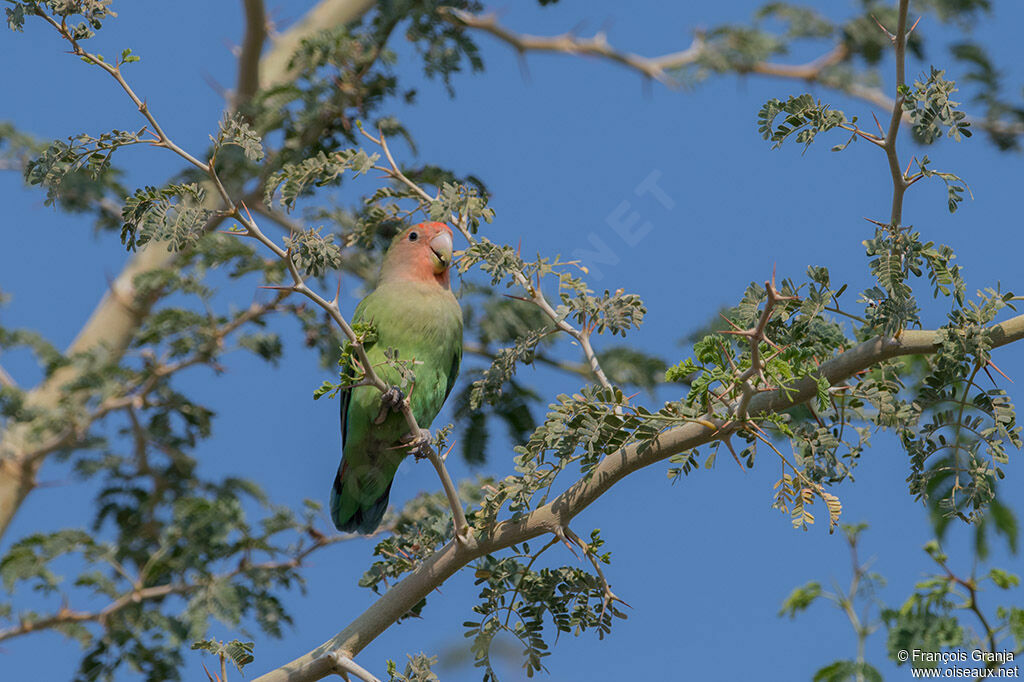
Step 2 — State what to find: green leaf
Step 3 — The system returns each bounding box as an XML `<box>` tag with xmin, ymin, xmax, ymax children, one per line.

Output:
<box><xmin>988</xmin><ymin>568</ymin><xmax>1020</xmax><ymax>590</ymax></box>
<box><xmin>265</xmin><ymin>148</ymin><xmax>378</xmax><ymax>210</ymax></box>
<box><xmin>813</xmin><ymin>660</ymin><xmax>882</xmax><ymax>682</ymax></box>
<box><xmin>758</xmin><ymin>94</ymin><xmax>848</xmax><ymax>151</ymax></box>
<box><xmin>191</xmin><ymin>639</ymin><xmax>255</xmax><ymax>673</ymax></box>
<box><xmin>120</xmin><ymin>183</ymin><xmax>212</xmax><ymax>252</ymax></box>
<box><xmin>778</xmin><ymin>581</ymin><xmax>823</xmax><ymax>618</ymax></box>
<box><xmin>284</xmin><ymin>227</ymin><xmax>343</xmax><ymax>277</ymax></box>
<box><xmin>215</xmin><ymin>115</ymin><xmax>264</xmax><ymax>162</ymax></box>
<box><xmin>429</xmin><ymin>182</ymin><xmax>494</xmax><ymax>232</ymax></box>
<box><xmin>902</xmin><ymin>66</ymin><xmax>973</xmax><ymax>144</ymax></box>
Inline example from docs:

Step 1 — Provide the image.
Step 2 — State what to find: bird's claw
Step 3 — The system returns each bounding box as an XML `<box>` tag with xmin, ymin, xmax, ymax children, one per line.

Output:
<box><xmin>404</xmin><ymin>428</ymin><xmax>433</xmax><ymax>460</ymax></box>
<box><xmin>373</xmin><ymin>386</ymin><xmax>405</xmax><ymax>425</ymax></box>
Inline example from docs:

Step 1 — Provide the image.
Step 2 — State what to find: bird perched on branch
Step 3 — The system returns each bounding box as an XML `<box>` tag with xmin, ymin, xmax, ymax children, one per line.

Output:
<box><xmin>330</xmin><ymin>222</ymin><xmax>463</xmax><ymax>534</ymax></box>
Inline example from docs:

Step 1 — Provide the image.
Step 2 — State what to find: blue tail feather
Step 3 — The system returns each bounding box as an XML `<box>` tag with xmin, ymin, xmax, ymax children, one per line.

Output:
<box><xmin>330</xmin><ymin>463</ymin><xmax>393</xmax><ymax>534</ymax></box>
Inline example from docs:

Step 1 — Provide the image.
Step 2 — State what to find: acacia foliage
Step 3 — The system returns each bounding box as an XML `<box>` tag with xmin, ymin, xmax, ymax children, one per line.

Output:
<box><xmin>0</xmin><ymin>1</ymin><xmax>1022</xmax><ymax>681</ymax></box>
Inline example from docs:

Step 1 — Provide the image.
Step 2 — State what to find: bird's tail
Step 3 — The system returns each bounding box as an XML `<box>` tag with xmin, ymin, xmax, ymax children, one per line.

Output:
<box><xmin>330</xmin><ymin>458</ymin><xmax>394</xmax><ymax>534</ymax></box>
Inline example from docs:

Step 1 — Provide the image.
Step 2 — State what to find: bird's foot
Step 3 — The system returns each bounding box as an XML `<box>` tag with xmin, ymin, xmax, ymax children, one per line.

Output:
<box><xmin>403</xmin><ymin>428</ymin><xmax>434</xmax><ymax>460</ymax></box>
<box><xmin>373</xmin><ymin>385</ymin><xmax>406</xmax><ymax>425</ymax></box>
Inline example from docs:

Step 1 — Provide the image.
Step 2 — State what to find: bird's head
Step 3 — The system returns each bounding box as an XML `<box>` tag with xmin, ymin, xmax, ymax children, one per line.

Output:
<box><xmin>379</xmin><ymin>222</ymin><xmax>455</xmax><ymax>287</ymax></box>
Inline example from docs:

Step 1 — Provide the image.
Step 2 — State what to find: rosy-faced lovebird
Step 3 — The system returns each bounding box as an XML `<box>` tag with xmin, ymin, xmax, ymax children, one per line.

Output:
<box><xmin>330</xmin><ymin>222</ymin><xmax>463</xmax><ymax>534</ymax></box>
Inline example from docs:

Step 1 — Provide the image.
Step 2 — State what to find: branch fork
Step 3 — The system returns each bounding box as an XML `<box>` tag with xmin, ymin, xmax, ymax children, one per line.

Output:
<box><xmin>358</xmin><ymin>126</ymin><xmax>617</xmax><ymax>393</ymax></box>
<box><xmin>28</xmin><ymin>10</ymin><xmax>474</xmax><ymax>547</ymax></box>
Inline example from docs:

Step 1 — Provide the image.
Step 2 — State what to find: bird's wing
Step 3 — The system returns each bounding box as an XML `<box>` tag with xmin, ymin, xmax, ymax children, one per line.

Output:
<box><xmin>339</xmin><ymin>381</ymin><xmax>353</xmax><ymax>447</ymax></box>
<box><xmin>442</xmin><ymin>343</ymin><xmax>461</xmax><ymax>404</ymax></box>
<box><xmin>339</xmin><ymin>295</ymin><xmax>374</xmax><ymax>448</ymax></box>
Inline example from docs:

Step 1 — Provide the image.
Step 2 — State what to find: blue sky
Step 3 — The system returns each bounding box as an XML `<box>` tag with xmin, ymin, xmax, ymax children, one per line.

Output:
<box><xmin>2</xmin><ymin>1</ymin><xmax>1023</xmax><ymax>680</ymax></box>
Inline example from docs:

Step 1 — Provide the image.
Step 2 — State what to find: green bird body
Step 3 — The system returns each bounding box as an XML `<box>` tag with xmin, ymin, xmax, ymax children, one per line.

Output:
<box><xmin>331</xmin><ymin>222</ymin><xmax>462</xmax><ymax>534</ymax></box>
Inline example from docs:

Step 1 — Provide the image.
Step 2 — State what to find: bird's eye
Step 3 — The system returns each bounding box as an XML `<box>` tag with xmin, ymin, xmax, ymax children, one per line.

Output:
<box><xmin>408</xmin><ymin>231</ymin><xmax>419</xmax><ymax>242</ymax></box>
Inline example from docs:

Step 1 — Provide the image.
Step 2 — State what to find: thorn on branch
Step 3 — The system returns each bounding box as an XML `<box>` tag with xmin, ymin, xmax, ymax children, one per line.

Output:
<box><xmin>723</xmin><ymin>436</ymin><xmax>746</xmax><ymax>472</ymax></box>
<box><xmin>907</xmin><ymin>15</ymin><xmax>922</xmax><ymax>38</ymax></box>
<box><xmin>871</xmin><ymin>111</ymin><xmax>886</xmax><ymax>137</ymax></box>
<box><xmin>985</xmin><ymin>358</ymin><xmax>1012</xmax><ymax>384</ymax></box>
<box><xmin>563</xmin><ymin>527</ymin><xmax>631</xmax><ymax>624</ymax></box>
<box><xmin>871</xmin><ymin>14</ymin><xmax>896</xmax><ymax>41</ymax></box>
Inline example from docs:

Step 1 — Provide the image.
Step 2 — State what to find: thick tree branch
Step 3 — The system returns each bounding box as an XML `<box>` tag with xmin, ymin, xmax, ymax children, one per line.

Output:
<box><xmin>253</xmin><ymin>312</ymin><xmax>1024</xmax><ymax>682</ymax></box>
<box><xmin>236</xmin><ymin>0</ymin><xmax>267</xmax><ymax>109</ymax></box>
<box><xmin>440</xmin><ymin>9</ymin><xmax>848</xmax><ymax>88</ymax></box>
<box><xmin>0</xmin><ymin>0</ymin><xmax>378</xmax><ymax>542</ymax></box>
<box><xmin>259</xmin><ymin>0</ymin><xmax>376</xmax><ymax>91</ymax></box>
<box><xmin>329</xmin><ymin>654</ymin><xmax>381</xmax><ymax>682</ymax></box>
<box><xmin>0</xmin><ymin>362</ymin><xmax>17</xmax><ymax>389</ymax></box>
<box><xmin>442</xmin><ymin>8</ymin><xmax>1024</xmax><ymax>140</ymax></box>
<box><xmin>439</xmin><ymin>7</ymin><xmax>706</xmax><ymax>87</ymax></box>
<box><xmin>10</xmin><ymin>0</ymin><xmax>472</xmax><ymax>548</ymax></box>
<box><xmin>719</xmin><ymin>277</ymin><xmax>796</xmax><ymax>421</ymax></box>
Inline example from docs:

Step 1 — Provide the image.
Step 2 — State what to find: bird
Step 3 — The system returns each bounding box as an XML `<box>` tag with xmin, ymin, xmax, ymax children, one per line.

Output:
<box><xmin>330</xmin><ymin>221</ymin><xmax>463</xmax><ymax>534</ymax></box>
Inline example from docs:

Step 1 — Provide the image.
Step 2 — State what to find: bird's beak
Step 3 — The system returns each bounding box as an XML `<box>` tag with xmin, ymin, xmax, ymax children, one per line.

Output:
<box><xmin>429</xmin><ymin>231</ymin><xmax>453</xmax><ymax>273</ymax></box>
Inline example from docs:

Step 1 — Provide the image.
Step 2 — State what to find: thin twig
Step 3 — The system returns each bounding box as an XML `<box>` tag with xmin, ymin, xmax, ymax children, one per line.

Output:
<box><xmin>464</xmin><ymin>341</ymin><xmax>593</xmax><ymax>381</ymax></box>
<box><xmin>235</xmin><ymin>205</ymin><xmax>472</xmax><ymax>542</ymax></box>
<box><xmin>442</xmin><ymin>8</ymin><xmax>1024</xmax><ymax>140</ymax></box>
<box><xmin>881</xmin><ymin>1</ymin><xmax>911</xmax><ymax>228</ymax></box>
<box><xmin>359</xmin><ymin>126</ymin><xmax>616</xmax><ymax>392</ymax></box>
<box><xmin>503</xmin><ymin>535</ymin><xmax>560</xmax><ymax>627</ymax></box>
<box><xmin>253</xmin><ymin>311</ymin><xmax>1024</xmax><ymax>682</ymax></box>
<box><xmin>32</xmin><ymin>6</ymin><xmax>473</xmax><ymax>545</ymax></box>
<box><xmin>932</xmin><ymin>554</ymin><xmax>998</xmax><ymax>665</ymax></box>
<box><xmin>720</xmin><ymin>277</ymin><xmax>797</xmax><ymax>421</ymax></box>
<box><xmin>563</xmin><ymin>527</ymin><xmax>629</xmax><ymax>624</ymax></box>
<box><xmin>38</xmin><ymin>13</ymin><xmax>209</xmax><ymax>172</ymax></box>
<box><xmin>0</xmin><ymin>526</ymin><xmax>380</xmax><ymax>644</ymax></box>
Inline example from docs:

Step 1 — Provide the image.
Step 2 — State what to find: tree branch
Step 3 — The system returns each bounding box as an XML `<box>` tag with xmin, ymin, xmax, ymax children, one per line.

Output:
<box><xmin>0</xmin><ymin>362</ymin><xmax>17</xmax><ymax>389</ymax></box>
<box><xmin>330</xmin><ymin>654</ymin><xmax>381</xmax><ymax>682</ymax></box>
<box><xmin>13</xmin><ymin>293</ymin><xmax>290</xmax><ymax>470</ymax></box>
<box><xmin>14</xmin><ymin>0</ymin><xmax>473</xmax><ymax>549</ymax></box>
<box><xmin>439</xmin><ymin>9</ymin><xmax>846</xmax><ymax>87</ymax></box>
<box><xmin>360</xmin><ymin>126</ymin><xmax>617</xmax><ymax>393</ymax></box>
<box><xmin>258</xmin><ymin>0</ymin><xmax>376</xmax><ymax>91</ymax></box>
<box><xmin>439</xmin><ymin>7</ymin><xmax>705</xmax><ymax>87</ymax></box>
<box><xmin>882</xmin><ymin>1</ymin><xmax>910</xmax><ymax>227</ymax></box>
<box><xmin>253</xmin><ymin>312</ymin><xmax>1024</xmax><ymax>682</ymax></box>
<box><xmin>36</xmin><ymin>13</ymin><xmax>207</xmax><ymax>169</ymax></box>
<box><xmin>719</xmin><ymin>276</ymin><xmax>796</xmax><ymax>421</ymax></box>
<box><xmin>0</xmin><ymin>529</ymin><xmax>373</xmax><ymax>644</ymax></box>
<box><xmin>463</xmin><ymin>341</ymin><xmax>593</xmax><ymax>381</ymax></box>
<box><xmin>0</xmin><ymin>0</ymin><xmax>379</xmax><ymax>542</ymax></box>
<box><xmin>236</xmin><ymin>0</ymin><xmax>267</xmax><ymax>110</ymax></box>
<box><xmin>441</xmin><ymin>8</ymin><xmax>1024</xmax><ymax>140</ymax></box>
<box><xmin>232</xmin><ymin>209</ymin><xmax>472</xmax><ymax>543</ymax></box>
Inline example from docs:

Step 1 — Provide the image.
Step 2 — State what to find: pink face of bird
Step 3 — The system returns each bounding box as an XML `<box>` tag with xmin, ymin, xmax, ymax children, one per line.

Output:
<box><xmin>380</xmin><ymin>222</ymin><xmax>455</xmax><ymax>287</ymax></box>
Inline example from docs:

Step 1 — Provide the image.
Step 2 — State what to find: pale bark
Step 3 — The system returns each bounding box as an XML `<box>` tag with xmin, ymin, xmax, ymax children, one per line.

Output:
<box><xmin>254</xmin><ymin>314</ymin><xmax>1024</xmax><ymax>682</ymax></box>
